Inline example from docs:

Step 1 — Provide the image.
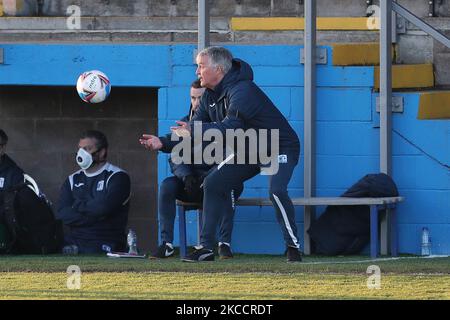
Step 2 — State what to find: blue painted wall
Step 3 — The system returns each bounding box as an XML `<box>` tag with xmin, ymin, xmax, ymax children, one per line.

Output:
<box><xmin>1</xmin><ymin>43</ymin><xmax>448</xmax><ymax>255</ymax></box>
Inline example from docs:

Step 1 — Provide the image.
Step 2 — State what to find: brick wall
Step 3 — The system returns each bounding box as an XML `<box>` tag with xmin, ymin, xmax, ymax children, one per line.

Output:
<box><xmin>0</xmin><ymin>86</ymin><xmax>159</xmax><ymax>252</ymax></box>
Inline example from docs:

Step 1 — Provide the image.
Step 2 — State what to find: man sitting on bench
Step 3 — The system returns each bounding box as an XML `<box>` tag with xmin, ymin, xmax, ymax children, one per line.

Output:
<box><xmin>149</xmin><ymin>80</ymin><xmax>242</xmax><ymax>259</ymax></box>
<box><xmin>179</xmin><ymin>47</ymin><xmax>302</xmax><ymax>263</ymax></box>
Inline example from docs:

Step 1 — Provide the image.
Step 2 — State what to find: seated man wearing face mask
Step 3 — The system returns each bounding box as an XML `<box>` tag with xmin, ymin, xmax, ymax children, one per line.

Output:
<box><xmin>57</xmin><ymin>130</ymin><xmax>131</xmax><ymax>254</ymax></box>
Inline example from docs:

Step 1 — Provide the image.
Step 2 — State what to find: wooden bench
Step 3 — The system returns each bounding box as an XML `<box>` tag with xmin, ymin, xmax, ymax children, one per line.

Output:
<box><xmin>176</xmin><ymin>196</ymin><xmax>404</xmax><ymax>259</ymax></box>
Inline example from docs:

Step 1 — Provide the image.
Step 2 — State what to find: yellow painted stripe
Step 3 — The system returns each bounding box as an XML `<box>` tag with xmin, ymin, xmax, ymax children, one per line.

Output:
<box><xmin>319</xmin><ymin>17</ymin><xmax>379</xmax><ymax>30</ymax></box>
<box><xmin>418</xmin><ymin>91</ymin><xmax>450</xmax><ymax>119</ymax></box>
<box><xmin>0</xmin><ymin>0</ymin><xmax>3</xmax><ymax>17</ymax></box>
<box><xmin>332</xmin><ymin>43</ymin><xmax>380</xmax><ymax>66</ymax></box>
<box><xmin>231</xmin><ymin>17</ymin><xmax>379</xmax><ymax>31</ymax></box>
<box><xmin>231</xmin><ymin>17</ymin><xmax>304</xmax><ymax>30</ymax></box>
<box><xmin>332</xmin><ymin>43</ymin><xmax>396</xmax><ymax>66</ymax></box>
<box><xmin>374</xmin><ymin>64</ymin><xmax>434</xmax><ymax>90</ymax></box>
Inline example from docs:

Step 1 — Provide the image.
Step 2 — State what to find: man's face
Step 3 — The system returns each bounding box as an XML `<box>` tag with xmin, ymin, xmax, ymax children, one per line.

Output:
<box><xmin>78</xmin><ymin>138</ymin><xmax>105</xmax><ymax>162</ymax></box>
<box><xmin>195</xmin><ymin>54</ymin><xmax>224</xmax><ymax>90</ymax></box>
<box><xmin>190</xmin><ymin>86</ymin><xmax>206</xmax><ymax>111</ymax></box>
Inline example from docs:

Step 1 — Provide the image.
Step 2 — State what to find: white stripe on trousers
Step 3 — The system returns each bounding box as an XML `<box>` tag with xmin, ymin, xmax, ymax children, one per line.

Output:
<box><xmin>272</xmin><ymin>194</ymin><xmax>300</xmax><ymax>249</ymax></box>
<box><xmin>218</xmin><ymin>153</ymin><xmax>235</xmax><ymax>170</ymax></box>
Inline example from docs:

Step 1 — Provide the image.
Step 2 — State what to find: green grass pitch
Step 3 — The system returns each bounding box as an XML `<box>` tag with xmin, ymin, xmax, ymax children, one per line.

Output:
<box><xmin>0</xmin><ymin>254</ymin><xmax>449</xmax><ymax>300</ymax></box>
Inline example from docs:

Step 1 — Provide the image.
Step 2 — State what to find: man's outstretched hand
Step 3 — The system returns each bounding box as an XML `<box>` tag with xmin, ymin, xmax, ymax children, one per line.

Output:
<box><xmin>170</xmin><ymin>121</ymin><xmax>191</xmax><ymax>138</ymax></box>
<box><xmin>139</xmin><ymin>134</ymin><xmax>163</xmax><ymax>151</ymax></box>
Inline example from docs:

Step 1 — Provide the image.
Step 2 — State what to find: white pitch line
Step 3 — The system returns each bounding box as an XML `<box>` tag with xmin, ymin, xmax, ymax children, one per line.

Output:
<box><xmin>300</xmin><ymin>255</ymin><xmax>449</xmax><ymax>265</ymax></box>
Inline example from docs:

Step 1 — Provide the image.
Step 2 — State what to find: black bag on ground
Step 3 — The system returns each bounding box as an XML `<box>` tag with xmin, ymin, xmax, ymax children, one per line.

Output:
<box><xmin>0</xmin><ymin>175</ymin><xmax>63</xmax><ymax>254</ymax></box>
<box><xmin>307</xmin><ymin>173</ymin><xmax>399</xmax><ymax>255</ymax></box>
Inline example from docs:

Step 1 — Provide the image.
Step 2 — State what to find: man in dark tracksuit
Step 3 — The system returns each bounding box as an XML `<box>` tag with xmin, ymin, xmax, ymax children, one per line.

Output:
<box><xmin>152</xmin><ymin>80</ymin><xmax>242</xmax><ymax>259</ymax></box>
<box><xmin>0</xmin><ymin>130</ymin><xmax>25</xmax><ymax>251</ymax></box>
<box><xmin>0</xmin><ymin>130</ymin><xmax>24</xmax><ymax>192</ymax></box>
<box><xmin>176</xmin><ymin>47</ymin><xmax>302</xmax><ymax>262</ymax></box>
<box><xmin>141</xmin><ymin>47</ymin><xmax>302</xmax><ymax>262</ymax></box>
<box><xmin>57</xmin><ymin>130</ymin><xmax>131</xmax><ymax>254</ymax></box>
<box><xmin>0</xmin><ymin>130</ymin><xmax>25</xmax><ymax>223</ymax></box>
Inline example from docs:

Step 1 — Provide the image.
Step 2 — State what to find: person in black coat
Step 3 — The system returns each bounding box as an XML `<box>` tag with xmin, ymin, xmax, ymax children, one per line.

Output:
<box><xmin>0</xmin><ymin>129</ymin><xmax>24</xmax><ymax>193</ymax></box>
<box><xmin>0</xmin><ymin>129</ymin><xmax>25</xmax><ymax>239</ymax></box>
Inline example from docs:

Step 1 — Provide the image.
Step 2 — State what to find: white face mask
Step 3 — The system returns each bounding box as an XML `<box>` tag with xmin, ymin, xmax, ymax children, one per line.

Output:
<box><xmin>76</xmin><ymin>148</ymin><xmax>93</xmax><ymax>170</ymax></box>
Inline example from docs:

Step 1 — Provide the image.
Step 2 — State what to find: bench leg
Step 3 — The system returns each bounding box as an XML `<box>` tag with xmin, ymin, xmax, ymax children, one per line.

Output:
<box><xmin>390</xmin><ymin>207</ymin><xmax>398</xmax><ymax>257</ymax></box>
<box><xmin>197</xmin><ymin>209</ymin><xmax>203</xmax><ymax>247</ymax></box>
<box><xmin>380</xmin><ymin>209</ymin><xmax>389</xmax><ymax>255</ymax></box>
<box><xmin>178</xmin><ymin>205</ymin><xmax>187</xmax><ymax>259</ymax></box>
<box><xmin>303</xmin><ymin>205</ymin><xmax>314</xmax><ymax>255</ymax></box>
<box><xmin>370</xmin><ymin>205</ymin><xmax>379</xmax><ymax>259</ymax></box>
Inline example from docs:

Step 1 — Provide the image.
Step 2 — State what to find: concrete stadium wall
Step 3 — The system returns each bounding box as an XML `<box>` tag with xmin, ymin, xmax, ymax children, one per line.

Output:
<box><xmin>27</xmin><ymin>0</ymin><xmax>450</xmax><ymax>18</ymax></box>
<box><xmin>0</xmin><ymin>43</ymin><xmax>448</xmax><ymax>255</ymax></box>
<box><xmin>2</xmin><ymin>1</ymin><xmax>450</xmax><ymax>88</ymax></box>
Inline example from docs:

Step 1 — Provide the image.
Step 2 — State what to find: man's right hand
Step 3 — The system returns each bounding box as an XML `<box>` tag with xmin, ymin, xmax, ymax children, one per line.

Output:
<box><xmin>139</xmin><ymin>134</ymin><xmax>163</xmax><ymax>151</ymax></box>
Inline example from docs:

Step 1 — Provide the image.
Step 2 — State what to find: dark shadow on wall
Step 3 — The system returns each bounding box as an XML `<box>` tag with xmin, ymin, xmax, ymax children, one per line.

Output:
<box><xmin>0</xmin><ymin>86</ymin><xmax>158</xmax><ymax>253</ymax></box>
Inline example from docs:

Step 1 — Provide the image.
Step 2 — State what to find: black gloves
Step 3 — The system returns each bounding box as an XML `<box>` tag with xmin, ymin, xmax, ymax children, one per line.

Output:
<box><xmin>183</xmin><ymin>175</ymin><xmax>202</xmax><ymax>202</ymax></box>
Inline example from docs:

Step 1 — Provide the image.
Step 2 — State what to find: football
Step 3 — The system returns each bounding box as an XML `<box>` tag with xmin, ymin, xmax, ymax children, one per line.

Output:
<box><xmin>76</xmin><ymin>70</ymin><xmax>111</xmax><ymax>103</ymax></box>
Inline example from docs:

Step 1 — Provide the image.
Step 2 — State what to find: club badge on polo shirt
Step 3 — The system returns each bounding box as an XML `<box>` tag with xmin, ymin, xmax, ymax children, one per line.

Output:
<box><xmin>97</xmin><ymin>180</ymin><xmax>105</xmax><ymax>191</ymax></box>
<box><xmin>278</xmin><ymin>155</ymin><xmax>288</xmax><ymax>164</ymax></box>
<box><xmin>0</xmin><ymin>177</ymin><xmax>4</xmax><ymax>189</ymax></box>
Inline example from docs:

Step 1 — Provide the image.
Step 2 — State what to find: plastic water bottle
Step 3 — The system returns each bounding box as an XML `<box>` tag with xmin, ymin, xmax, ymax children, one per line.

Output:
<box><xmin>127</xmin><ymin>229</ymin><xmax>138</xmax><ymax>255</ymax></box>
<box><xmin>421</xmin><ymin>227</ymin><xmax>431</xmax><ymax>256</ymax></box>
<box><xmin>62</xmin><ymin>245</ymin><xmax>79</xmax><ymax>255</ymax></box>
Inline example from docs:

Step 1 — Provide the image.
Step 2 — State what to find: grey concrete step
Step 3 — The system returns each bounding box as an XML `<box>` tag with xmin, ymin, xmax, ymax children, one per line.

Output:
<box><xmin>0</xmin><ymin>16</ymin><xmax>229</xmax><ymax>31</ymax></box>
<box><xmin>0</xmin><ymin>29</ymin><xmax>379</xmax><ymax>45</ymax></box>
<box><xmin>406</xmin><ymin>17</ymin><xmax>450</xmax><ymax>31</ymax></box>
<box><xmin>3</xmin><ymin>15</ymin><xmax>450</xmax><ymax>32</ymax></box>
<box><xmin>232</xmin><ymin>30</ymin><xmax>380</xmax><ymax>44</ymax></box>
<box><xmin>0</xmin><ymin>30</ymin><xmax>231</xmax><ymax>43</ymax></box>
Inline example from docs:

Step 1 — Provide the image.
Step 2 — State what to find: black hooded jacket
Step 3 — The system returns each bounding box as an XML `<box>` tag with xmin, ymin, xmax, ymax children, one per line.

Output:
<box><xmin>160</xmin><ymin>58</ymin><xmax>300</xmax><ymax>159</ymax></box>
<box><xmin>0</xmin><ymin>154</ymin><xmax>24</xmax><ymax>191</ymax></box>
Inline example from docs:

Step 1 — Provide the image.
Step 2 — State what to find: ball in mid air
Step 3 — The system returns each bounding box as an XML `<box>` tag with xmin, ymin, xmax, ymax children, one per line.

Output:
<box><xmin>76</xmin><ymin>70</ymin><xmax>111</xmax><ymax>103</ymax></box>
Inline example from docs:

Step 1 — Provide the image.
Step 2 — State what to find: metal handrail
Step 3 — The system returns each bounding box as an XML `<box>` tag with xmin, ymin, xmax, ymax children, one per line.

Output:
<box><xmin>379</xmin><ymin>1</ymin><xmax>450</xmax><ymax>176</ymax></box>
<box><xmin>393</xmin><ymin>2</ymin><xmax>450</xmax><ymax>49</ymax></box>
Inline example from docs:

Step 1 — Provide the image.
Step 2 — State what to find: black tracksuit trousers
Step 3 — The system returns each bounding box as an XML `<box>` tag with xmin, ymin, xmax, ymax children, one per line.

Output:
<box><xmin>200</xmin><ymin>149</ymin><xmax>300</xmax><ymax>250</ymax></box>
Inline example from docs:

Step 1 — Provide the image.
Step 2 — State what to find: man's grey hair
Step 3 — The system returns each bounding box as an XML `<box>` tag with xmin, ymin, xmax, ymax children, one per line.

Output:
<box><xmin>198</xmin><ymin>46</ymin><xmax>233</xmax><ymax>74</ymax></box>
